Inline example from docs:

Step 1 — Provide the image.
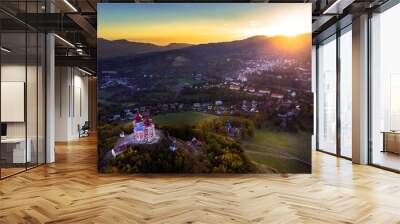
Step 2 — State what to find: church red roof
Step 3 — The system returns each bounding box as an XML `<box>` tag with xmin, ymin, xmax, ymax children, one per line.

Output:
<box><xmin>134</xmin><ymin>112</ymin><xmax>142</xmax><ymax>122</ymax></box>
<box><xmin>144</xmin><ymin>117</ymin><xmax>150</xmax><ymax>126</ymax></box>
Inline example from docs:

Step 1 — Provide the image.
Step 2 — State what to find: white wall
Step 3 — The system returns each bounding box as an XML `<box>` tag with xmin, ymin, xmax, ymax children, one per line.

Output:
<box><xmin>1</xmin><ymin>65</ymin><xmax>41</xmax><ymax>138</ymax></box>
<box><xmin>72</xmin><ymin>73</ymin><xmax>89</xmax><ymax>138</ymax></box>
<box><xmin>1</xmin><ymin>65</ymin><xmax>26</xmax><ymax>138</ymax></box>
<box><xmin>1</xmin><ymin>63</ymin><xmax>46</xmax><ymax>164</ymax></box>
<box><xmin>55</xmin><ymin>67</ymin><xmax>89</xmax><ymax>141</ymax></box>
<box><xmin>55</xmin><ymin>67</ymin><xmax>70</xmax><ymax>141</ymax></box>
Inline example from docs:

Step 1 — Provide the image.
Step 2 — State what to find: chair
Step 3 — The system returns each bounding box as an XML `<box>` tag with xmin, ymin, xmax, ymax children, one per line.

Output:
<box><xmin>79</xmin><ymin>121</ymin><xmax>90</xmax><ymax>138</ymax></box>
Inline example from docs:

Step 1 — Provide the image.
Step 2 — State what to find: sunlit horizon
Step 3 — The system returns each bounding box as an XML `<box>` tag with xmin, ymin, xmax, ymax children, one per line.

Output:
<box><xmin>98</xmin><ymin>3</ymin><xmax>311</xmax><ymax>46</ymax></box>
<box><xmin>100</xmin><ymin>32</ymin><xmax>311</xmax><ymax>47</ymax></box>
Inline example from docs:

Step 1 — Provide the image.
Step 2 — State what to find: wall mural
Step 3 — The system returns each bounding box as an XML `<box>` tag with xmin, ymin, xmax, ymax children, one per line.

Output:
<box><xmin>97</xmin><ymin>3</ymin><xmax>313</xmax><ymax>174</ymax></box>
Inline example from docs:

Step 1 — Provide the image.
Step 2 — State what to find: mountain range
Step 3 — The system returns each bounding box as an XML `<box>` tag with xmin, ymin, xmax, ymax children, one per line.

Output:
<box><xmin>98</xmin><ymin>38</ymin><xmax>192</xmax><ymax>59</ymax></box>
<box><xmin>98</xmin><ymin>34</ymin><xmax>311</xmax><ymax>78</ymax></box>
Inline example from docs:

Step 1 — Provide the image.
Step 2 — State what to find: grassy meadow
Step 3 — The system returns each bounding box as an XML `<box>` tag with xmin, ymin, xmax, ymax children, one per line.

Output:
<box><xmin>153</xmin><ymin>111</ymin><xmax>218</xmax><ymax>127</ymax></box>
<box><xmin>242</xmin><ymin>129</ymin><xmax>311</xmax><ymax>173</ymax></box>
<box><xmin>152</xmin><ymin>112</ymin><xmax>311</xmax><ymax>173</ymax></box>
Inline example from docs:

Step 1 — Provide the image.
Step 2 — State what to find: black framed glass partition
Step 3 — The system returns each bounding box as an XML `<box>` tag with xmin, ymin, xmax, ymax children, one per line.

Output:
<box><xmin>0</xmin><ymin>1</ymin><xmax>46</xmax><ymax>179</ymax></box>
<box><xmin>316</xmin><ymin>0</ymin><xmax>400</xmax><ymax>171</ymax></box>
<box><xmin>316</xmin><ymin>25</ymin><xmax>353</xmax><ymax>159</ymax></box>
<box><xmin>0</xmin><ymin>29</ymin><xmax>28</xmax><ymax>177</ymax></box>
<box><xmin>370</xmin><ymin>2</ymin><xmax>400</xmax><ymax>171</ymax></box>
<box><xmin>339</xmin><ymin>26</ymin><xmax>352</xmax><ymax>159</ymax></box>
<box><xmin>317</xmin><ymin>35</ymin><xmax>337</xmax><ymax>155</ymax></box>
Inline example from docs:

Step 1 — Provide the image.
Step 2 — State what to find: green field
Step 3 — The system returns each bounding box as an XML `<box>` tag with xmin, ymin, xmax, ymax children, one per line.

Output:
<box><xmin>178</xmin><ymin>78</ymin><xmax>201</xmax><ymax>86</ymax></box>
<box><xmin>153</xmin><ymin>111</ymin><xmax>218</xmax><ymax>127</ymax></box>
<box><xmin>153</xmin><ymin>112</ymin><xmax>311</xmax><ymax>173</ymax></box>
<box><xmin>242</xmin><ymin>129</ymin><xmax>311</xmax><ymax>173</ymax></box>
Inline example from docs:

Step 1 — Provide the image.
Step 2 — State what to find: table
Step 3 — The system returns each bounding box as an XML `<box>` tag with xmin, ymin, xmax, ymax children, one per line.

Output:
<box><xmin>1</xmin><ymin>138</ymin><xmax>31</xmax><ymax>163</ymax></box>
<box><xmin>382</xmin><ymin>131</ymin><xmax>400</xmax><ymax>154</ymax></box>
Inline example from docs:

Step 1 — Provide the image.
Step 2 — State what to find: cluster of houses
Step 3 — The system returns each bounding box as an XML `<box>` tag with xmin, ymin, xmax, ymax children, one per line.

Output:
<box><xmin>241</xmin><ymin>100</ymin><xmax>258</xmax><ymax>113</ymax></box>
<box><xmin>224</xmin><ymin>72</ymin><xmax>306</xmax><ymax>100</ymax></box>
<box><xmin>107</xmin><ymin>87</ymin><xmax>302</xmax><ymax>128</ymax></box>
<box><xmin>276</xmin><ymin>101</ymin><xmax>302</xmax><ymax>128</ymax></box>
<box><xmin>235</xmin><ymin>58</ymin><xmax>290</xmax><ymax>77</ymax></box>
<box><xmin>102</xmin><ymin>60</ymin><xmax>310</xmax><ymax>130</ymax></box>
<box><xmin>228</xmin><ymin>83</ymin><xmax>277</xmax><ymax>98</ymax></box>
<box><xmin>100</xmin><ymin>76</ymin><xmax>130</xmax><ymax>89</ymax></box>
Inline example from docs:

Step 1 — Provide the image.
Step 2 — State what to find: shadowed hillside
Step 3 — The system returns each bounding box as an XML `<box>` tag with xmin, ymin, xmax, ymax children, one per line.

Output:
<box><xmin>98</xmin><ymin>33</ymin><xmax>311</xmax><ymax>79</ymax></box>
<box><xmin>98</xmin><ymin>38</ymin><xmax>192</xmax><ymax>59</ymax></box>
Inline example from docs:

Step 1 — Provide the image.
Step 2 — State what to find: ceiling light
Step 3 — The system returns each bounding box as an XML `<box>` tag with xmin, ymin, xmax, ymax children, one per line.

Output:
<box><xmin>1</xmin><ymin>47</ymin><xmax>11</xmax><ymax>53</ymax></box>
<box><xmin>323</xmin><ymin>0</ymin><xmax>342</xmax><ymax>14</ymax></box>
<box><xmin>78</xmin><ymin>67</ymin><xmax>92</xmax><ymax>76</ymax></box>
<box><xmin>323</xmin><ymin>0</ymin><xmax>355</xmax><ymax>15</ymax></box>
<box><xmin>54</xmin><ymin>34</ymin><xmax>75</xmax><ymax>48</ymax></box>
<box><xmin>76</xmin><ymin>48</ymin><xmax>85</xmax><ymax>55</ymax></box>
<box><xmin>63</xmin><ymin>0</ymin><xmax>78</xmax><ymax>12</ymax></box>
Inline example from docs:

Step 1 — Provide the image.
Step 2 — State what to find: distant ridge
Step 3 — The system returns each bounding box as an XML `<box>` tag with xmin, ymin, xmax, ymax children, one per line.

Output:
<box><xmin>99</xmin><ymin>33</ymin><xmax>311</xmax><ymax>79</ymax></box>
<box><xmin>98</xmin><ymin>34</ymin><xmax>311</xmax><ymax>60</ymax></box>
<box><xmin>98</xmin><ymin>38</ymin><xmax>192</xmax><ymax>59</ymax></box>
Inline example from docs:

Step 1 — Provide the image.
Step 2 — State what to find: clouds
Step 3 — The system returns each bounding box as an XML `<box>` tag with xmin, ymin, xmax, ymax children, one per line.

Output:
<box><xmin>98</xmin><ymin>3</ymin><xmax>311</xmax><ymax>45</ymax></box>
<box><xmin>248</xmin><ymin>20</ymin><xmax>258</xmax><ymax>27</ymax></box>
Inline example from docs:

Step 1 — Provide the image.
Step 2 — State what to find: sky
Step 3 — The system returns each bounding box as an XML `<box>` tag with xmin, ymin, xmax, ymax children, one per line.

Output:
<box><xmin>98</xmin><ymin>3</ymin><xmax>311</xmax><ymax>46</ymax></box>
